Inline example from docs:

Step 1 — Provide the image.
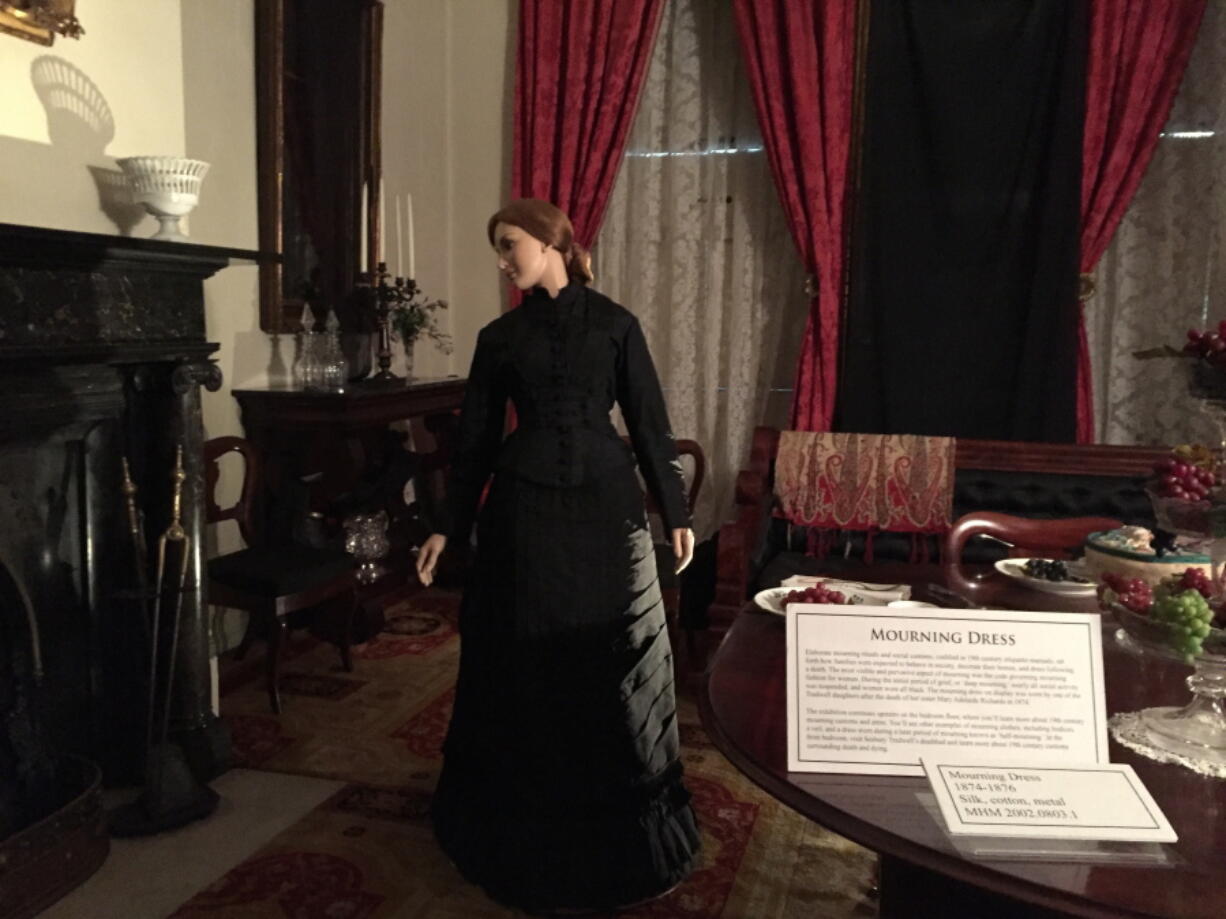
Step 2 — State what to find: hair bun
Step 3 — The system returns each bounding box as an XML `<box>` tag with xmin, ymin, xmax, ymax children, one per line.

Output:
<box><xmin>567</xmin><ymin>243</ymin><xmax>594</xmax><ymax>284</ymax></box>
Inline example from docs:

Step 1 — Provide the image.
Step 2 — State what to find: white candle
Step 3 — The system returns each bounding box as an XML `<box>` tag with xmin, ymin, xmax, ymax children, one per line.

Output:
<box><xmin>395</xmin><ymin>193</ymin><xmax>404</xmax><ymax>278</ymax></box>
<box><xmin>359</xmin><ymin>180</ymin><xmax>367</xmax><ymax>271</ymax></box>
<box><xmin>407</xmin><ymin>192</ymin><xmax>416</xmax><ymax>280</ymax></box>
<box><xmin>378</xmin><ymin>178</ymin><xmax>386</xmax><ymax>264</ymax></box>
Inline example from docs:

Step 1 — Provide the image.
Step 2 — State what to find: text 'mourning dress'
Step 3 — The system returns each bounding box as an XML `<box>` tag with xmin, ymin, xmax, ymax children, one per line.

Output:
<box><xmin>431</xmin><ymin>282</ymin><xmax>700</xmax><ymax>912</ymax></box>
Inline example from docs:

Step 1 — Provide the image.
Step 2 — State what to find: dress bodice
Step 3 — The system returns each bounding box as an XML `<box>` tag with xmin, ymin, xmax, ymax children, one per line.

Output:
<box><xmin>440</xmin><ymin>284</ymin><xmax>689</xmax><ymax>541</ymax></box>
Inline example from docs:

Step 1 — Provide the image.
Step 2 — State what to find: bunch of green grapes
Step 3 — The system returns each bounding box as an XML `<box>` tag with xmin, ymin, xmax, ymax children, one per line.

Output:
<box><xmin>1150</xmin><ymin>588</ymin><xmax>1215</xmax><ymax>660</ymax></box>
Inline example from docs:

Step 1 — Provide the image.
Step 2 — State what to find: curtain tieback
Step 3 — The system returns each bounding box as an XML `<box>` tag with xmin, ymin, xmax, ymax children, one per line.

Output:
<box><xmin>1078</xmin><ymin>272</ymin><xmax>1096</xmax><ymax>302</ymax></box>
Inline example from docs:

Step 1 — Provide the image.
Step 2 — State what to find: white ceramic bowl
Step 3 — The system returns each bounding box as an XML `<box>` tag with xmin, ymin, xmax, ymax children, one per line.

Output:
<box><xmin>116</xmin><ymin>156</ymin><xmax>210</xmax><ymax>239</ymax></box>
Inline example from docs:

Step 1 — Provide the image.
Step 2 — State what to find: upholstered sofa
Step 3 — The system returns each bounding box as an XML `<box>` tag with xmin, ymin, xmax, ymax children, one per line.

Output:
<box><xmin>708</xmin><ymin>426</ymin><xmax>1170</xmax><ymax>641</ymax></box>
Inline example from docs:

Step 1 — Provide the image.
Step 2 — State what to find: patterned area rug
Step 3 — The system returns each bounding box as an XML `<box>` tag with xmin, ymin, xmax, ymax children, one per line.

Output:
<box><xmin>174</xmin><ymin>591</ymin><xmax>876</xmax><ymax>918</ymax></box>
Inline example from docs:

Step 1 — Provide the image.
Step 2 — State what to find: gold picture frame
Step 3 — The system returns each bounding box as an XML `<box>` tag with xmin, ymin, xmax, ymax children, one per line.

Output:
<box><xmin>0</xmin><ymin>1</ymin><xmax>83</xmax><ymax>46</ymax></box>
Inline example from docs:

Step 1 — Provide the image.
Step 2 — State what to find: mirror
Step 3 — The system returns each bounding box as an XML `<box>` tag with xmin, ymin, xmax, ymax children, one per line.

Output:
<box><xmin>255</xmin><ymin>0</ymin><xmax>382</xmax><ymax>334</ymax></box>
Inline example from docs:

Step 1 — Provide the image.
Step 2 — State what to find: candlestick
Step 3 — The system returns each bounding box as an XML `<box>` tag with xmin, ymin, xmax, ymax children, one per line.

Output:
<box><xmin>407</xmin><ymin>192</ymin><xmax>416</xmax><ymax>280</ymax></box>
<box><xmin>378</xmin><ymin>178</ymin><xmax>386</xmax><ymax>263</ymax></box>
<box><xmin>395</xmin><ymin>193</ymin><xmax>404</xmax><ymax>278</ymax></box>
<box><xmin>359</xmin><ymin>180</ymin><xmax>367</xmax><ymax>270</ymax></box>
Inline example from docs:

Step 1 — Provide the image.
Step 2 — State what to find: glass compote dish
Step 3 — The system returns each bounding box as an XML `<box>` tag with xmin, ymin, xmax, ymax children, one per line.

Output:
<box><xmin>344</xmin><ymin>510</ymin><xmax>390</xmax><ymax>585</ymax></box>
<box><xmin>1109</xmin><ymin>600</ymin><xmax>1226</xmax><ymax>771</ymax></box>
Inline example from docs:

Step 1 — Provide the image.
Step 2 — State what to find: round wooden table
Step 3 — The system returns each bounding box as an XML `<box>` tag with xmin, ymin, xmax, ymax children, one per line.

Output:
<box><xmin>699</xmin><ymin>563</ymin><xmax>1223</xmax><ymax>918</ymax></box>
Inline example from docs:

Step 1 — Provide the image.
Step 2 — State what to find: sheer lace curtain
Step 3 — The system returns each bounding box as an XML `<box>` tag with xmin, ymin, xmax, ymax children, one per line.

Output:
<box><xmin>595</xmin><ymin>0</ymin><xmax>809</xmax><ymax>540</ymax></box>
<box><xmin>1089</xmin><ymin>3</ymin><xmax>1226</xmax><ymax>446</ymax></box>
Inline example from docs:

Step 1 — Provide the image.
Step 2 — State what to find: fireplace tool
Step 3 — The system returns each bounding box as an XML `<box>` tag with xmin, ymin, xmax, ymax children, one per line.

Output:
<box><xmin>119</xmin><ymin>457</ymin><xmax>151</xmax><ymax>637</ymax></box>
<box><xmin>120</xmin><ymin>458</ymin><xmax>147</xmax><ymax>591</ymax></box>
<box><xmin>110</xmin><ymin>445</ymin><xmax>218</xmax><ymax>836</ymax></box>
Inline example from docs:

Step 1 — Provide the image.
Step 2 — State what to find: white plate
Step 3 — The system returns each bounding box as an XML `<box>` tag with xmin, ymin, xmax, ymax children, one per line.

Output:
<box><xmin>753</xmin><ymin>583</ymin><xmax>905</xmax><ymax>614</ymax></box>
<box><xmin>993</xmin><ymin>558</ymin><xmax>1097</xmax><ymax>597</ymax></box>
<box><xmin>753</xmin><ymin>587</ymin><xmax>793</xmax><ymax>614</ymax></box>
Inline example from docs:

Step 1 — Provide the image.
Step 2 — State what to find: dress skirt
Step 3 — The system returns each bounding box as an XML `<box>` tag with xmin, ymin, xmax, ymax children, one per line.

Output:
<box><xmin>432</xmin><ymin>466</ymin><xmax>700</xmax><ymax>912</ymax></box>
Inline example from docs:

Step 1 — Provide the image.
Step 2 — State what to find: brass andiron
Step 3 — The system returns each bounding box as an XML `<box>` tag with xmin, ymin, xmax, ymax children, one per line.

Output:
<box><xmin>356</xmin><ymin>261</ymin><xmax>418</xmax><ymax>385</ymax></box>
<box><xmin>110</xmin><ymin>445</ymin><xmax>218</xmax><ymax>837</ymax></box>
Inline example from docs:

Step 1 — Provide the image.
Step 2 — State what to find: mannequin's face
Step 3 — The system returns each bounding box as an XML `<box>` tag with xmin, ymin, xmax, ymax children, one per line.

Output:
<box><xmin>492</xmin><ymin>221</ymin><xmax>553</xmax><ymax>290</ymax></box>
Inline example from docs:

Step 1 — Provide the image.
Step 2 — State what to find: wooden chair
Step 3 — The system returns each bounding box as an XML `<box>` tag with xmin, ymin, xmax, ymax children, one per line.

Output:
<box><xmin>944</xmin><ymin>511</ymin><xmax>1123</xmax><ymax>562</ymax></box>
<box><xmin>205</xmin><ymin>436</ymin><xmax>357</xmax><ymax>714</ymax></box>
<box><xmin>634</xmin><ymin>439</ymin><xmax>707</xmax><ymax>669</ymax></box>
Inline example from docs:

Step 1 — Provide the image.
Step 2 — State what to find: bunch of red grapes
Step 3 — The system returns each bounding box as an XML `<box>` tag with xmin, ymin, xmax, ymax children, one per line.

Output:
<box><xmin>1175</xmin><ymin>566</ymin><xmax>1215</xmax><ymax>599</ymax></box>
<box><xmin>1183</xmin><ymin>320</ymin><xmax>1226</xmax><ymax>364</ymax></box>
<box><xmin>1151</xmin><ymin>456</ymin><xmax>1216</xmax><ymax>501</ymax></box>
<box><xmin>1098</xmin><ymin>573</ymin><xmax>1152</xmax><ymax>613</ymax></box>
<box><xmin>785</xmin><ymin>584</ymin><xmax>847</xmax><ymax>605</ymax></box>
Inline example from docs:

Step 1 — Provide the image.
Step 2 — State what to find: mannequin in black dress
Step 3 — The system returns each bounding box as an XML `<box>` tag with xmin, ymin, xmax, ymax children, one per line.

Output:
<box><xmin>417</xmin><ymin>198</ymin><xmax>699</xmax><ymax>914</ymax></box>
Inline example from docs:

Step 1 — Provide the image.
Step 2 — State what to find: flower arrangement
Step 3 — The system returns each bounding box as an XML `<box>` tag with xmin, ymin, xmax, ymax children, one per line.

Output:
<box><xmin>389</xmin><ymin>292</ymin><xmax>453</xmax><ymax>357</ymax></box>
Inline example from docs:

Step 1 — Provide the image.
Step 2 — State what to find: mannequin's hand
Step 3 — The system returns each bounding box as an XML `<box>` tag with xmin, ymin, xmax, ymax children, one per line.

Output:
<box><xmin>672</xmin><ymin>528</ymin><xmax>695</xmax><ymax>574</ymax></box>
<box><xmin>416</xmin><ymin>534</ymin><xmax>447</xmax><ymax>587</ymax></box>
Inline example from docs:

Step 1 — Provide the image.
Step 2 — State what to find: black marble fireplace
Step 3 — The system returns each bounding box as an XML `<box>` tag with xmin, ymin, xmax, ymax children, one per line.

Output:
<box><xmin>0</xmin><ymin>223</ymin><xmax>258</xmax><ymax>797</ymax></box>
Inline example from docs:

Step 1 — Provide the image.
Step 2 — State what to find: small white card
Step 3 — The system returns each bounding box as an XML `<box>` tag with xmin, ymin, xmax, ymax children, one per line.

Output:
<box><xmin>923</xmin><ymin>760</ymin><xmax>1177</xmax><ymax>842</ymax></box>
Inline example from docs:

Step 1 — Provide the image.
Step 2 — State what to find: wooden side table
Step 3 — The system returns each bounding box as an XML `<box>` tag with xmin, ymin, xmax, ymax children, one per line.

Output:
<box><xmin>233</xmin><ymin>377</ymin><xmax>465</xmax><ymax>593</ymax></box>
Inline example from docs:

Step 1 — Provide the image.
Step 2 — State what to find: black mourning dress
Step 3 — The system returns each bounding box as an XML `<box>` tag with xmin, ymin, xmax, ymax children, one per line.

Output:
<box><xmin>431</xmin><ymin>282</ymin><xmax>700</xmax><ymax>912</ymax></box>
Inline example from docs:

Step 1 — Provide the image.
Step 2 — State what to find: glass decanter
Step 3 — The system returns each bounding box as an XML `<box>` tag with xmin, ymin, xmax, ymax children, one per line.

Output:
<box><xmin>294</xmin><ymin>304</ymin><xmax>325</xmax><ymax>390</ymax></box>
<box><xmin>319</xmin><ymin>309</ymin><xmax>348</xmax><ymax>392</ymax></box>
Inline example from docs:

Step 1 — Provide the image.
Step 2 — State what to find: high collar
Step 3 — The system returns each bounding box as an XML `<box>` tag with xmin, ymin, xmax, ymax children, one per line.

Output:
<box><xmin>528</xmin><ymin>281</ymin><xmax>582</xmax><ymax>308</ymax></box>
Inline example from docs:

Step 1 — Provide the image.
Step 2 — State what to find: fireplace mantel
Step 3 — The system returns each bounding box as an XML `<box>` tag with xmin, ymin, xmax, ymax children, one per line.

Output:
<box><xmin>0</xmin><ymin>222</ymin><xmax>264</xmax><ymax>788</ymax></box>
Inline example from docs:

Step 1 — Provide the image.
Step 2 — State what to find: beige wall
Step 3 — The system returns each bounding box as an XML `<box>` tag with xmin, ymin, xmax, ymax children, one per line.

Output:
<box><xmin>382</xmin><ymin>0</ymin><xmax>515</xmax><ymax>376</ymax></box>
<box><xmin>0</xmin><ymin>0</ymin><xmax>185</xmax><ymax>235</ymax></box>
<box><xmin>181</xmin><ymin>0</ymin><xmax>264</xmax><ymax>561</ymax></box>
<box><xmin>0</xmin><ymin>0</ymin><xmax>514</xmax><ymax>555</ymax></box>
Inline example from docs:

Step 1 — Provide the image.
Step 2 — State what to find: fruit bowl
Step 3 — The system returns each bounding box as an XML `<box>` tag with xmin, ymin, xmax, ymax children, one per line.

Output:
<box><xmin>1146</xmin><ymin>488</ymin><xmax>1226</xmax><ymax>539</ymax></box>
<box><xmin>1110</xmin><ymin>602</ymin><xmax>1226</xmax><ymax>768</ymax></box>
<box><xmin>1188</xmin><ymin>359</ymin><xmax>1226</xmax><ymax>403</ymax></box>
<box><xmin>1113</xmin><ymin>601</ymin><xmax>1226</xmax><ymax>661</ymax></box>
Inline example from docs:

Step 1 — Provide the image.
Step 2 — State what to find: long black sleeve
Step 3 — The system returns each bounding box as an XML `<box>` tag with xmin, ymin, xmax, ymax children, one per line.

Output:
<box><xmin>616</xmin><ymin>316</ymin><xmax>691</xmax><ymax>532</ymax></box>
<box><xmin>440</xmin><ymin>325</ymin><xmax>506</xmax><ymax>543</ymax></box>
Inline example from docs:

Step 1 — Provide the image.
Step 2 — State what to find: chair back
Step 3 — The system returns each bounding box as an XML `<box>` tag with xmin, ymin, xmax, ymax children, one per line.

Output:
<box><xmin>204</xmin><ymin>436</ymin><xmax>262</xmax><ymax>546</ymax></box>
<box><xmin>944</xmin><ymin>511</ymin><xmax>1122</xmax><ymax>561</ymax></box>
<box><xmin>624</xmin><ymin>437</ymin><xmax>706</xmax><ymax>519</ymax></box>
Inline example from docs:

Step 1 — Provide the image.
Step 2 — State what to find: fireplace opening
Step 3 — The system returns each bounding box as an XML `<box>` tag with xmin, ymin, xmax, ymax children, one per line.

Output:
<box><xmin>0</xmin><ymin>555</ymin><xmax>109</xmax><ymax>919</ymax></box>
<box><xmin>0</xmin><ymin>556</ymin><xmax>57</xmax><ymax>838</ymax></box>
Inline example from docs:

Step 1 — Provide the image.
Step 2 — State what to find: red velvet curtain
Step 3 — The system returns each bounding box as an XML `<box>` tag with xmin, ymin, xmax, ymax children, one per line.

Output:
<box><xmin>1077</xmin><ymin>0</ymin><xmax>1207</xmax><ymax>442</ymax></box>
<box><xmin>732</xmin><ymin>0</ymin><xmax>856</xmax><ymax>432</ymax></box>
<box><xmin>512</xmin><ymin>0</ymin><xmax>665</xmax><ymax>249</ymax></box>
